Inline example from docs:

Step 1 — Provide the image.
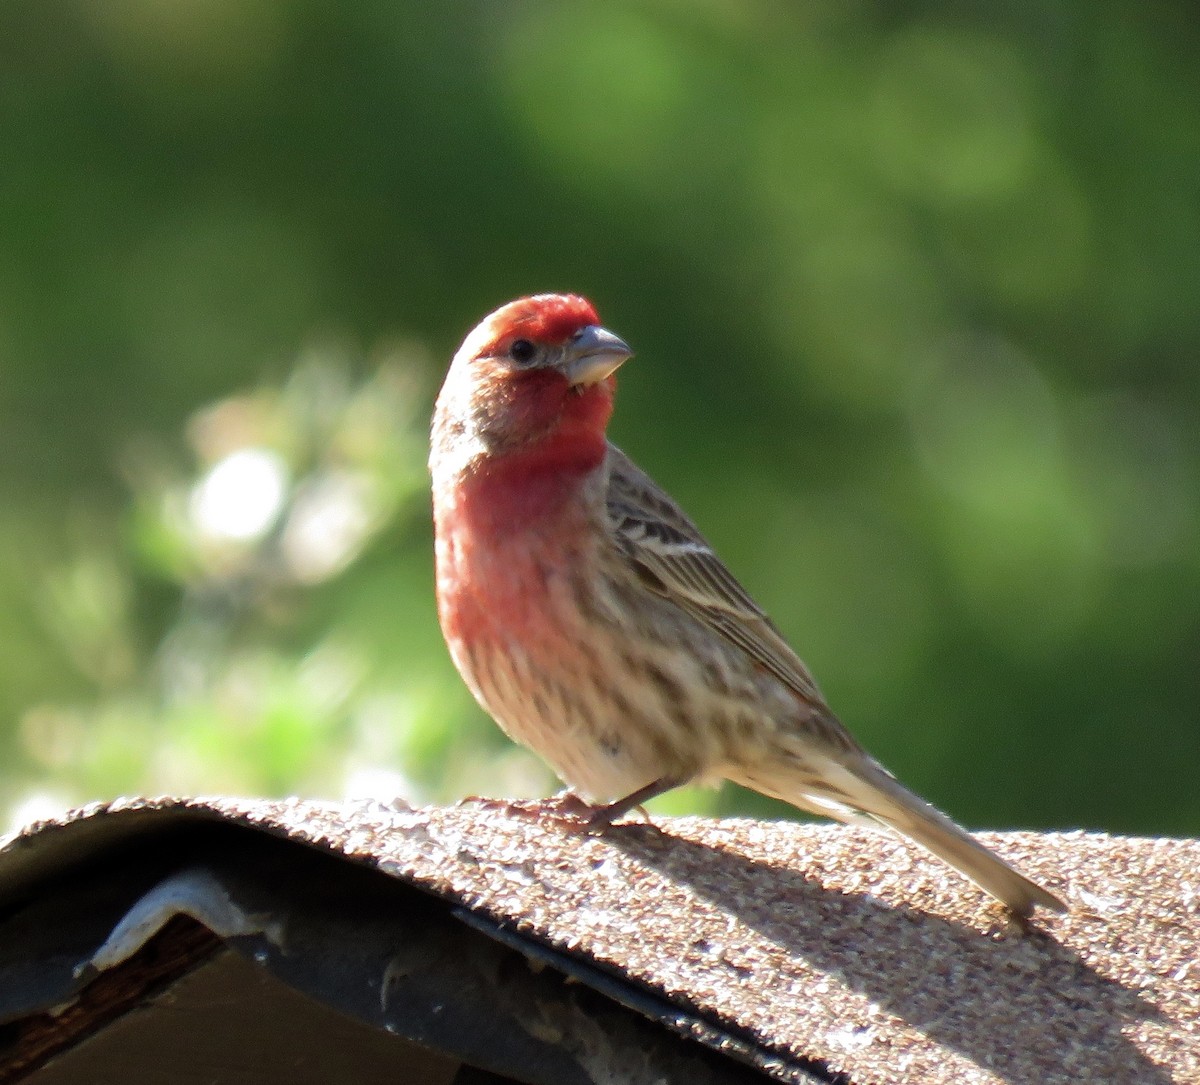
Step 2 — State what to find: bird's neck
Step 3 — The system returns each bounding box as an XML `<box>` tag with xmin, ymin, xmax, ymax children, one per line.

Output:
<box><xmin>433</xmin><ymin>374</ymin><xmax>614</xmax><ymax>531</ymax></box>
<box><xmin>432</xmin><ymin>408</ymin><xmax>610</xmax><ymax>656</ymax></box>
<box><xmin>448</xmin><ymin>425</ymin><xmax>608</xmax><ymax>534</ymax></box>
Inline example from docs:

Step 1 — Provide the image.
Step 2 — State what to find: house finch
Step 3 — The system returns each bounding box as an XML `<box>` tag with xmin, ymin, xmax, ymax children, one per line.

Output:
<box><xmin>431</xmin><ymin>294</ymin><xmax>1065</xmax><ymax>917</ymax></box>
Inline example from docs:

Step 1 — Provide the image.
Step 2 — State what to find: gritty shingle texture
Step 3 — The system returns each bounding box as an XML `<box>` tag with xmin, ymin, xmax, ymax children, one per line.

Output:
<box><xmin>4</xmin><ymin>797</ymin><xmax>1197</xmax><ymax>1084</ymax></box>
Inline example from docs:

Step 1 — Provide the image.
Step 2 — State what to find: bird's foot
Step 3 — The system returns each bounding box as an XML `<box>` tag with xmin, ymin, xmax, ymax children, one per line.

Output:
<box><xmin>456</xmin><ymin>791</ymin><xmax>656</xmax><ymax>834</ymax></box>
<box><xmin>456</xmin><ymin>782</ymin><xmax>667</xmax><ymax>835</ymax></box>
<box><xmin>456</xmin><ymin>791</ymin><xmax>600</xmax><ymax>828</ymax></box>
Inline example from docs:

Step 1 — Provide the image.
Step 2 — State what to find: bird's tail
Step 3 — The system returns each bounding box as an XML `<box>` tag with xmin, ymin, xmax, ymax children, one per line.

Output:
<box><xmin>743</xmin><ymin>755</ymin><xmax>1066</xmax><ymax>917</ymax></box>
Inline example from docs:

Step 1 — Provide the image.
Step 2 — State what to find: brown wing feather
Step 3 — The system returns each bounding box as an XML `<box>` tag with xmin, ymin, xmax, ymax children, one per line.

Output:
<box><xmin>604</xmin><ymin>444</ymin><xmax>826</xmax><ymax>707</ymax></box>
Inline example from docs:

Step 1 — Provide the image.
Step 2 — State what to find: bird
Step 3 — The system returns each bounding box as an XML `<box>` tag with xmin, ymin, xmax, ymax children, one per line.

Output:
<box><xmin>429</xmin><ymin>293</ymin><xmax>1065</xmax><ymax>917</ymax></box>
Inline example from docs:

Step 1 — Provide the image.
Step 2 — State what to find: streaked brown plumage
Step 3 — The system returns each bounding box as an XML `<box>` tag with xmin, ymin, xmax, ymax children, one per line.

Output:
<box><xmin>431</xmin><ymin>293</ymin><xmax>1065</xmax><ymax>917</ymax></box>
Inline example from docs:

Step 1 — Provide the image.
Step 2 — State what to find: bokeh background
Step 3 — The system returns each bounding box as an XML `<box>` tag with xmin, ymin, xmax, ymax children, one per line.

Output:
<box><xmin>2</xmin><ymin>1</ymin><xmax>1197</xmax><ymax>836</ymax></box>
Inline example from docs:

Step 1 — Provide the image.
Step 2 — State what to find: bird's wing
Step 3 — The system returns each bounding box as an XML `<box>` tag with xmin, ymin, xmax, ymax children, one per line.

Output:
<box><xmin>604</xmin><ymin>444</ymin><xmax>826</xmax><ymax>706</ymax></box>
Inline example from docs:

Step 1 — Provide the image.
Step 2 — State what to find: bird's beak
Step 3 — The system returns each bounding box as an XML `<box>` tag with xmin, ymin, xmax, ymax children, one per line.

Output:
<box><xmin>562</xmin><ymin>325</ymin><xmax>633</xmax><ymax>386</ymax></box>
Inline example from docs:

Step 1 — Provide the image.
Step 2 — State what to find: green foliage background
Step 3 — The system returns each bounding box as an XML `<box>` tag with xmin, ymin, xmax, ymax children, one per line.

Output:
<box><xmin>1</xmin><ymin>1</ymin><xmax>1196</xmax><ymax>834</ymax></box>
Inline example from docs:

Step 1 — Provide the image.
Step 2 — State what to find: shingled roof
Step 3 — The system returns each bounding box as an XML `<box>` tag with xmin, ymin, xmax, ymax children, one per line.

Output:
<box><xmin>1</xmin><ymin>797</ymin><xmax>1196</xmax><ymax>1083</ymax></box>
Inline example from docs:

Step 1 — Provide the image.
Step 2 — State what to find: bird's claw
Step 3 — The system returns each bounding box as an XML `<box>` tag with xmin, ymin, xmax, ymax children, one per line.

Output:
<box><xmin>458</xmin><ymin>792</ymin><xmax>652</xmax><ymax>835</ymax></box>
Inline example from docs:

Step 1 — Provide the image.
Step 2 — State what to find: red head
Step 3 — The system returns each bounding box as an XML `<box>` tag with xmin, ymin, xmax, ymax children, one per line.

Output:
<box><xmin>431</xmin><ymin>294</ymin><xmax>633</xmax><ymax>481</ymax></box>
<box><xmin>466</xmin><ymin>294</ymin><xmax>603</xmax><ymax>357</ymax></box>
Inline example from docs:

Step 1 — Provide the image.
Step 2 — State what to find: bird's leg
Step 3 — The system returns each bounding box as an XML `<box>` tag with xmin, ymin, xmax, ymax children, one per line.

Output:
<box><xmin>584</xmin><ymin>775</ymin><xmax>687</xmax><ymax>834</ymax></box>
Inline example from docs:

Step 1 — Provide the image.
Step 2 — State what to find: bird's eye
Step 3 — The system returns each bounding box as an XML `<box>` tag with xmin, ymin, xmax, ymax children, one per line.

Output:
<box><xmin>508</xmin><ymin>338</ymin><xmax>537</xmax><ymax>365</ymax></box>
